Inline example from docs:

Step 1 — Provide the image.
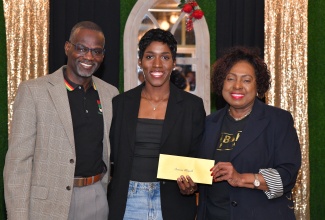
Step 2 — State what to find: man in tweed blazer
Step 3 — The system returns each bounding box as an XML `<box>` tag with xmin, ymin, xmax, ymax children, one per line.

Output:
<box><xmin>3</xmin><ymin>21</ymin><xmax>118</xmax><ymax>220</ymax></box>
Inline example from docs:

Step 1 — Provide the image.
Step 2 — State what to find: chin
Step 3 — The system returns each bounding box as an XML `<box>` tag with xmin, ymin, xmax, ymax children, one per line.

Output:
<box><xmin>148</xmin><ymin>80</ymin><xmax>169</xmax><ymax>87</ymax></box>
<box><xmin>77</xmin><ymin>68</ymin><xmax>96</xmax><ymax>78</ymax></box>
<box><xmin>78</xmin><ymin>73</ymin><xmax>94</xmax><ymax>78</ymax></box>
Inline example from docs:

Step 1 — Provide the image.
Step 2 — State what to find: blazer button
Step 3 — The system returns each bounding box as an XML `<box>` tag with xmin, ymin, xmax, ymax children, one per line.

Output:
<box><xmin>231</xmin><ymin>201</ymin><xmax>238</xmax><ymax>207</ymax></box>
<box><xmin>162</xmin><ymin>181</ymin><xmax>166</xmax><ymax>184</ymax></box>
<box><xmin>70</xmin><ymin>159</ymin><xmax>74</xmax><ymax>163</ymax></box>
<box><xmin>66</xmin><ymin>186</ymin><xmax>71</xmax><ymax>191</ymax></box>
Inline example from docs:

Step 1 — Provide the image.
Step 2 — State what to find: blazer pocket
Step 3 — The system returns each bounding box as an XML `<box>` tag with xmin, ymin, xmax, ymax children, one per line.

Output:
<box><xmin>31</xmin><ymin>185</ymin><xmax>49</xmax><ymax>200</ymax></box>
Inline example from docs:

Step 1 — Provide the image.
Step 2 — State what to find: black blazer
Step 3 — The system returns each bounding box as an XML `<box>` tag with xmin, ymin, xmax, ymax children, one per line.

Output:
<box><xmin>197</xmin><ymin>99</ymin><xmax>301</xmax><ymax>220</ymax></box>
<box><xmin>108</xmin><ymin>83</ymin><xmax>206</xmax><ymax>220</ymax></box>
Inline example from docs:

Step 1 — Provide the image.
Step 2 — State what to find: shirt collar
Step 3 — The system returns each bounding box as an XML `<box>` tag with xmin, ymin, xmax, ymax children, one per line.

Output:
<box><xmin>63</xmin><ymin>68</ymin><xmax>97</xmax><ymax>91</ymax></box>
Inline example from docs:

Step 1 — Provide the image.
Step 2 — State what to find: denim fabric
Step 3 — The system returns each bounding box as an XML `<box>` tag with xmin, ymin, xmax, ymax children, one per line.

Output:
<box><xmin>123</xmin><ymin>181</ymin><xmax>163</xmax><ymax>220</ymax></box>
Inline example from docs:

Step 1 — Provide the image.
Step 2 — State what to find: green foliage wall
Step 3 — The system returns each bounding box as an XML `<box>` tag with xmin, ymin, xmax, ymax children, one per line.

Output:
<box><xmin>119</xmin><ymin>0</ymin><xmax>137</xmax><ymax>92</ymax></box>
<box><xmin>199</xmin><ymin>1</ymin><xmax>217</xmax><ymax>112</ymax></box>
<box><xmin>308</xmin><ymin>1</ymin><xmax>325</xmax><ymax>219</ymax></box>
<box><xmin>0</xmin><ymin>0</ymin><xmax>7</xmax><ymax>218</ymax></box>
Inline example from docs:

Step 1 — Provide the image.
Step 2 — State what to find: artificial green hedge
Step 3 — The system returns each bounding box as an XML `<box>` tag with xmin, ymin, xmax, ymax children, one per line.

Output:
<box><xmin>308</xmin><ymin>1</ymin><xmax>325</xmax><ymax>219</ymax></box>
<box><xmin>0</xmin><ymin>0</ymin><xmax>7</xmax><ymax>218</ymax></box>
<box><xmin>119</xmin><ymin>0</ymin><xmax>137</xmax><ymax>92</ymax></box>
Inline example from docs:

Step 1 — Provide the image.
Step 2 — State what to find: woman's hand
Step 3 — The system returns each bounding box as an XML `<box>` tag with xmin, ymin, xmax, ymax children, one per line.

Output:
<box><xmin>177</xmin><ymin>175</ymin><xmax>198</xmax><ymax>195</ymax></box>
<box><xmin>210</xmin><ymin>162</ymin><xmax>242</xmax><ymax>187</ymax></box>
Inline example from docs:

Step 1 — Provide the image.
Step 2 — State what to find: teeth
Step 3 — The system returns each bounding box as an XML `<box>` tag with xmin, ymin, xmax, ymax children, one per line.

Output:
<box><xmin>80</xmin><ymin>63</ymin><xmax>92</xmax><ymax>68</ymax></box>
<box><xmin>232</xmin><ymin>94</ymin><xmax>244</xmax><ymax>98</ymax></box>
<box><xmin>151</xmin><ymin>72</ymin><xmax>163</xmax><ymax>77</ymax></box>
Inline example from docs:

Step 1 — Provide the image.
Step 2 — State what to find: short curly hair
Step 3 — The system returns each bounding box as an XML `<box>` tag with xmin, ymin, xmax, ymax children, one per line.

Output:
<box><xmin>211</xmin><ymin>46</ymin><xmax>271</xmax><ymax>98</ymax></box>
<box><xmin>138</xmin><ymin>28</ymin><xmax>177</xmax><ymax>61</ymax></box>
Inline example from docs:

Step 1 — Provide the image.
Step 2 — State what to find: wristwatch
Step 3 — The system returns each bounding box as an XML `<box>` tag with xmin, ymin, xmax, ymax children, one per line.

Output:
<box><xmin>253</xmin><ymin>173</ymin><xmax>260</xmax><ymax>189</ymax></box>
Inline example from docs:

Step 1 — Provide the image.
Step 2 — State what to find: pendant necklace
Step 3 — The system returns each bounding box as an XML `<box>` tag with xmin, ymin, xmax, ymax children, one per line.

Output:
<box><xmin>143</xmin><ymin>90</ymin><xmax>165</xmax><ymax>111</ymax></box>
<box><xmin>228</xmin><ymin>108</ymin><xmax>252</xmax><ymax>121</ymax></box>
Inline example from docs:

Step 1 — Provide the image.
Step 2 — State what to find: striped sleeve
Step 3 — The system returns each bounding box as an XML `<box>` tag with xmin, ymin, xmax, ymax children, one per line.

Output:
<box><xmin>259</xmin><ymin>168</ymin><xmax>283</xmax><ymax>199</ymax></box>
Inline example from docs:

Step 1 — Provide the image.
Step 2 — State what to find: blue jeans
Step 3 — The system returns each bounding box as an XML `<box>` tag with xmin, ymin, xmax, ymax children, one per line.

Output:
<box><xmin>123</xmin><ymin>181</ymin><xmax>163</xmax><ymax>220</ymax></box>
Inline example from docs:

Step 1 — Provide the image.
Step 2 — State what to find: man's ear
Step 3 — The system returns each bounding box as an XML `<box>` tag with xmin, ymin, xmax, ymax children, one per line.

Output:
<box><xmin>64</xmin><ymin>42</ymin><xmax>70</xmax><ymax>56</ymax></box>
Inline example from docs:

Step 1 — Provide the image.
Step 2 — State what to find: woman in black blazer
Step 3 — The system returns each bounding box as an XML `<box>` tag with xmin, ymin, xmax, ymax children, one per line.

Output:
<box><xmin>197</xmin><ymin>47</ymin><xmax>301</xmax><ymax>220</ymax></box>
<box><xmin>108</xmin><ymin>28</ymin><xmax>205</xmax><ymax>220</ymax></box>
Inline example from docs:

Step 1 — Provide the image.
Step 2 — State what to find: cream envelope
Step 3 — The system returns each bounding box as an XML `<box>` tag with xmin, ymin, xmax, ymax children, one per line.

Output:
<box><xmin>157</xmin><ymin>154</ymin><xmax>214</xmax><ymax>185</ymax></box>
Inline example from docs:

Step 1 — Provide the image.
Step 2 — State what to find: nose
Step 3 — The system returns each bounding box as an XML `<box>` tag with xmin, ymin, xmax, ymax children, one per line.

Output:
<box><xmin>234</xmin><ymin>80</ymin><xmax>243</xmax><ymax>89</ymax></box>
<box><xmin>83</xmin><ymin>50</ymin><xmax>95</xmax><ymax>60</ymax></box>
<box><xmin>153</xmin><ymin>57</ymin><xmax>162</xmax><ymax>67</ymax></box>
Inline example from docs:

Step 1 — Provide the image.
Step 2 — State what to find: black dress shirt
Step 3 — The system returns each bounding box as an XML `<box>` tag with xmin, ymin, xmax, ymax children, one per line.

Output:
<box><xmin>64</xmin><ymin>72</ymin><xmax>104</xmax><ymax>177</ymax></box>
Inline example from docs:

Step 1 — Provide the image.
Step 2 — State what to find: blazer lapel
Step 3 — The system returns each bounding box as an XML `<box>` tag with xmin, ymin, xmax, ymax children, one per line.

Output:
<box><xmin>125</xmin><ymin>86</ymin><xmax>142</xmax><ymax>150</ymax></box>
<box><xmin>230</xmin><ymin>99</ymin><xmax>270</xmax><ymax>161</ymax></box>
<box><xmin>47</xmin><ymin>69</ymin><xmax>75</xmax><ymax>151</ymax></box>
<box><xmin>93</xmin><ymin>77</ymin><xmax>112</xmax><ymax>164</ymax></box>
<box><xmin>201</xmin><ymin>108</ymin><xmax>227</xmax><ymax>159</ymax></box>
<box><xmin>161</xmin><ymin>84</ymin><xmax>183</xmax><ymax>146</ymax></box>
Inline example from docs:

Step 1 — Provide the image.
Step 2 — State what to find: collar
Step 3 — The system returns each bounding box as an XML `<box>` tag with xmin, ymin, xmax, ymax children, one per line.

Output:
<box><xmin>63</xmin><ymin>69</ymin><xmax>97</xmax><ymax>91</ymax></box>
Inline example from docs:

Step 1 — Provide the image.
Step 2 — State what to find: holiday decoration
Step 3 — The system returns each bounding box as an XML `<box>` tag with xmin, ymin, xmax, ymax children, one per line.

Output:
<box><xmin>178</xmin><ymin>0</ymin><xmax>205</xmax><ymax>31</ymax></box>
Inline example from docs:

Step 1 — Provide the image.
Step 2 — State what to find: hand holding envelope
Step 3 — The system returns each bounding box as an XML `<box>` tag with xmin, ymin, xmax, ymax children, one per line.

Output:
<box><xmin>177</xmin><ymin>175</ymin><xmax>197</xmax><ymax>195</ymax></box>
<box><xmin>157</xmin><ymin>154</ymin><xmax>215</xmax><ymax>185</ymax></box>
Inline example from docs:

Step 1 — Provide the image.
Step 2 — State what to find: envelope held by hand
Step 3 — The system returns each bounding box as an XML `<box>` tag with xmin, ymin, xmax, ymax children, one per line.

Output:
<box><xmin>157</xmin><ymin>154</ymin><xmax>214</xmax><ymax>185</ymax></box>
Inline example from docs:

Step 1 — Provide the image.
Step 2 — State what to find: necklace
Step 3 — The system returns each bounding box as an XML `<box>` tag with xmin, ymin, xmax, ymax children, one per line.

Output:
<box><xmin>143</xmin><ymin>90</ymin><xmax>166</xmax><ymax>111</ymax></box>
<box><xmin>228</xmin><ymin>108</ymin><xmax>252</xmax><ymax>121</ymax></box>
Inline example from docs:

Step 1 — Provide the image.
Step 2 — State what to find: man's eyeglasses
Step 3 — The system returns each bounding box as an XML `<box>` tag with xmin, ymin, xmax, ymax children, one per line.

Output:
<box><xmin>68</xmin><ymin>41</ymin><xmax>105</xmax><ymax>57</ymax></box>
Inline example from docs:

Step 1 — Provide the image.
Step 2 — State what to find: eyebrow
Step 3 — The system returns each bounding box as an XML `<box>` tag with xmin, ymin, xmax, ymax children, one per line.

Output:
<box><xmin>144</xmin><ymin>51</ymin><xmax>171</xmax><ymax>55</ymax></box>
<box><xmin>228</xmin><ymin>72</ymin><xmax>254</xmax><ymax>77</ymax></box>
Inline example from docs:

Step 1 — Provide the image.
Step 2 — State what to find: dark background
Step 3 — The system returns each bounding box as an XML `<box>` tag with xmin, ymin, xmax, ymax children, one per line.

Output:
<box><xmin>49</xmin><ymin>0</ymin><xmax>120</xmax><ymax>88</ymax></box>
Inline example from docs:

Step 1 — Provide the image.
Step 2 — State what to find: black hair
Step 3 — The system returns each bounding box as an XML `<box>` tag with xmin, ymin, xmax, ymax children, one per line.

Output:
<box><xmin>211</xmin><ymin>46</ymin><xmax>271</xmax><ymax>98</ymax></box>
<box><xmin>138</xmin><ymin>28</ymin><xmax>177</xmax><ymax>61</ymax></box>
<box><xmin>69</xmin><ymin>21</ymin><xmax>104</xmax><ymax>44</ymax></box>
<box><xmin>170</xmin><ymin>70</ymin><xmax>187</xmax><ymax>90</ymax></box>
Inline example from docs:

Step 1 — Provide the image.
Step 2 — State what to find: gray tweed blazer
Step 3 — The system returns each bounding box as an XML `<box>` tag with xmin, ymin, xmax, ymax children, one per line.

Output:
<box><xmin>4</xmin><ymin>66</ymin><xmax>118</xmax><ymax>220</ymax></box>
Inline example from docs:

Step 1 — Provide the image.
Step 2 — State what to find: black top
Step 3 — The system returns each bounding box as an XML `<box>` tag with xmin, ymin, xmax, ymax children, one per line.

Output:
<box><xmin>198</xmin><ymin>99</ymin><xmax>300</xmax><ymax>220</ymax></box>
<box><xmin>130</xmin><ymin>118</ymin><xmax>163</xmax><ymax>182</ymax></box>
<box><xmin>64</xmin><ymin>72</ymin><xmax>104</xmax><ymax>177</ymax></box>
<box><xmin>206</xmin><ymin>113</ymin><xmax>249</xmax><ymax>220</ymax></box>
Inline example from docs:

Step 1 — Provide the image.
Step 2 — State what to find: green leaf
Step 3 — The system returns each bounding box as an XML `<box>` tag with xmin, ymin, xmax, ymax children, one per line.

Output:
<box><xmin>178</xmin><ymin>3</ymin><xmax>185</xmax><ymax>9</ymax></box>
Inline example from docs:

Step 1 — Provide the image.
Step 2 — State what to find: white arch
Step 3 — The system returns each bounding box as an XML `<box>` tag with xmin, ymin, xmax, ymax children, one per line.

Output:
<box><xmin>124</xmin><ymin>0</ymin><xmax>210</xmax><ymax>113</ymax></box>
